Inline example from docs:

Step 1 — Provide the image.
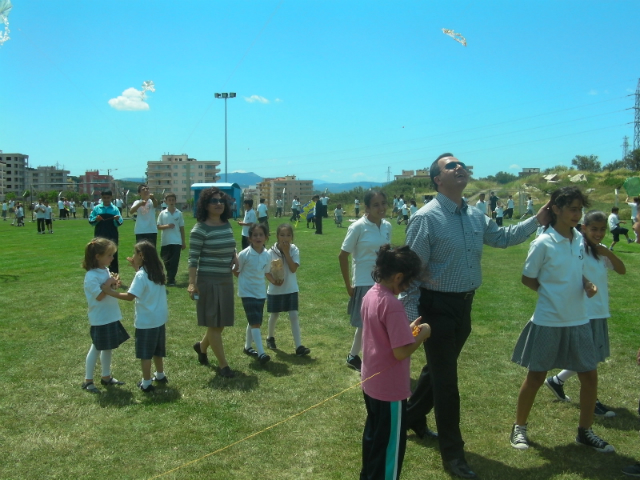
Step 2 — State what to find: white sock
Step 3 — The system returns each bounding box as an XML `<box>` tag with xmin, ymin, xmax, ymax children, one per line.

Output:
<box><xmin>100</xmin><ymin>349</ymin><xmax>112</xmax><ymax>378</ymax></box>
<box><xmin>142</xmin><ymin>378</ymin><xmax>152</xmax><ymax>388</ymax></box>
<box><xmin>85</xmin><ymin>344</ymin><xmax>99</xmax><ymax>380</ymax></box>
<box><xmin>349</xmin><ymin>328</ymin><xmax>362</xmax><ymax>357</ymax></box>
<box><xmin>154</xmin><ymin>371</ymin><xmax>165</xmax><ymax>380</ymax></box>
<box><xmin>268</xmin><ymin>312</ymin><xmax>279</xmax><ymax>338</ymax></box>
<box><xmin>245</xmin><ymin>325</ymin><xmax>253</xmax><ymax>350</ymax></box>
<box><xmin>556</xmin><ymin>370</ymin><xmax>576</xmax><ymax>383</ymax></box>
<box><xmin>251</xmin><ymin>328</ymin><xmax>265</xmax><ymax>356</ymax></box>
<box><xmin>289</xmin><ymin>311</ymin><xmax>302</xmax><ymax>347</ymax></box>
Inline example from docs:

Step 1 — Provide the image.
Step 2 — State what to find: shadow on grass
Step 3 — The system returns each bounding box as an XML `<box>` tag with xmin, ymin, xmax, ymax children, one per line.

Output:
<box><xmin>464</xmin><ymin>443</ymin><xmax>638</xmax><ymax>479</ymax></box>
<box><xmin>97</xmin><ymin>387</ymin><xmax>136</xmax><ymax>408</ymax></box>
<box><xmin>594</xmin><ymin>407</ymin><xmax>640</xmax><ymax>432</ymax></box>
<box><xmin>0</xmin><ymin>274</ymin><xmax>19</xmax><ymax>282</ymax></box>
<box><xmin>246</xmin><ymin>360</ymin><xmax>291</xmax><ymax>377</ymax></box>
<box><xmin>273</xmin><ymin>350</ymin><xmax>318</xmax><ymax>367</ymax></box>
<box><xmin>207</xmin><ymin>371</ymin><xmax>259</xmax><ymax>391</ymax></box>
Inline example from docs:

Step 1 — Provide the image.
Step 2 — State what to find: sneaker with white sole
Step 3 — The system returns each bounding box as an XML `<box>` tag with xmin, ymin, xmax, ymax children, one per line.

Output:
<box><xmin>346</xmin><ymin>354</ymin><xmax>362</xmax><ymax>372</ymax></box>
<box><xmin>545</xmin><ymin>377</ymin><xmax>571</xmax><ymax>402</ymax></box>
<box><xmin>510</xmin><ymin>424</ymin><xmax>529</xmax><ymax>450</ymax></box>
<box><xmin>594</xmin><ymin>399</ymin><xmax>615</xmax><ymax>417</ymax></box>
<box><xmin>575</xmin><ymin>427</ymin><xmax>615</xmax><ymax>453</ymax></box>
<box><xmin>622</xmin><ymin>463</ymin><xmax>640</xmax><ymax>477</ymax></box>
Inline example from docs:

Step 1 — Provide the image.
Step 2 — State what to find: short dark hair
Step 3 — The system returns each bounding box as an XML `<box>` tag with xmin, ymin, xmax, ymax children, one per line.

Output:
<box><xmin>548</xmin><ymin>186</ymin><xmax>590</xmax><ymax>228</ymax></box>
<box><xmin>137</xmin><ymin>184</ymin><xmax>149</xmax><ymax>193</ymax></box>
<box><xmin>371</xmin><ymin>244</ymin><xmax>422</xmax><ymax>289</ymax></box>
<box><xmin>363</xmin><ymin>190</ymin><xmax>386</xmax><ymax>208</ymax></box>
<box><xmin>429</xmin><ymin>153</ymin><xmax>454</xmax><ymax>192</ymax></box>
<box><xmin>244</xmin><ymin>199</ymin><xmax>254</xmax><ymax>208</ymax></box>
<box><xmin>101</xmin><ymin>190</ymin><xmax>112</xmax><ymax>197</ymax></box>
<box><xmin>195</xmin><ymin>187</ymin><xmax>231</xmax><ymax>222</ymax></box>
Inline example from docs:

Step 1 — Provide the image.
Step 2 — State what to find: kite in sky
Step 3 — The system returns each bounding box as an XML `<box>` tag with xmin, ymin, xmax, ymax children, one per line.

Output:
<box><xmin>442</xmin><ymin>28</ymin><xmax>467</xmax><ymax>47</ymax></box>
<box><xmin>0</xmin><ymin>0</ymin><xmax>12</xmax><ymax>46</ymax></box>
<box><xmin>141</xmin><ymin>80</ymin><xmax>155</xmax><ymax>97</ymax></box>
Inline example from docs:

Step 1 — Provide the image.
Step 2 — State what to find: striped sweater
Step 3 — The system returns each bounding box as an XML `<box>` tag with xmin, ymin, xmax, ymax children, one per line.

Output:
<box><xmin>188</xmin><ymin>222</ymin><xmax>236</xmax><ymax>277</ymax></box>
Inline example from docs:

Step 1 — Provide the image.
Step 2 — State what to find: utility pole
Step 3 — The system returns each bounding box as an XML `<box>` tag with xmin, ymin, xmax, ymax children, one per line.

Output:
<box><xmin>622</xmin><ymin>136</ymin><xmax>629</xmax><ymax>160</ymax></box>
<box><xmin>634</xmin><ymin>78</ymin><xmax>640</xmax><ymax>151</ymax></box>
<box><xmin>386</xmin><ymin>167</ymin><xmax>391</xmax><ymax>183</ymax></box>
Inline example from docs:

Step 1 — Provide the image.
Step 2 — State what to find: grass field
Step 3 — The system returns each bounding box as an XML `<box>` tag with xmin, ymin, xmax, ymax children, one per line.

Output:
<box><xmin>1</xmin><ymin>211</ymin><xmax>639</xmax><ymax>480</ymax></box>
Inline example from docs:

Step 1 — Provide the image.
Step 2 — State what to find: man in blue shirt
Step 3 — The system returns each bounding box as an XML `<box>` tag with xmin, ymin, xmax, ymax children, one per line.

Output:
<box><xmin>89</xmin><ymin>190</ymin><xmax>124</xmax><ymax>273</ymax></box>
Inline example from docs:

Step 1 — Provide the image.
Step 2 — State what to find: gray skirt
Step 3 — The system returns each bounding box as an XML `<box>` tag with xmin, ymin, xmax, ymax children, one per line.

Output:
<box><xmin>590</xmin><ymin>318</ymin><xmax>610</xmax><ymax>362</ymax></box>
<box><xmin>347</xmin><ymin>285</ymin><xmax>373</xmax><ymax>328</ymax></box>
<box><xmin>196</xmin><ymin>275</ymin><xmax>235</xmax><ymax>328</ymax></box>
<box><xmin>511</xmin><ymin>321</ymin><xmax>598</xmax><ymax>372</ymax></box>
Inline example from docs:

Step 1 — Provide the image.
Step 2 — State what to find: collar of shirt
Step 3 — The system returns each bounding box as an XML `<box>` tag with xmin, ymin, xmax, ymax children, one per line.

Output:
<box><xmin>437</xmin><ymin>193</ymin><xmax>467</xmax><ymax>215</ymax></box>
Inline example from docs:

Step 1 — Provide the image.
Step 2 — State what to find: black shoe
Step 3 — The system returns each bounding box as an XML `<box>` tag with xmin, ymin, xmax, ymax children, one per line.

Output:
<box><xmin>100</xmin><ymin>377</ymin><xmax>125</xmax><ymax>386</ymax></box>
<box><xmin>137</xmin><ymin>381</ymin><xmax>155</xmax><ymax>393</ymax></box>
<box><xmin>443</xmin><ymin>459</ymin><xmax>477</xmax><ymax>479</ymax></box>
<box><xmin>259</xmin><ymin>353</ymin><xmax>271</xmax><ymax>365</ymax></box>
<box><xmin>346</xmin><ymin>354</ymin><xmax>362</xmax><ymax>372</ymax></box>
<box><xmin>243</xmin><ymin>347</ymin><xmax>259</xmax><ymax>358</ymax></box>
<box><xmin>152</xmin><ymin>375</ymin><xmax>169</xmax><ymax>384</ymax></box>
<box><xmin>219</xmin><ymin>366</ymin><xmax>236</xmax><ymax>378</ymax></box>
<box><xmin>408</xmin><ymin>421</ymin><xmax>438</xmax><ymax>439</ymax></box>
<box><xmin>295</xmin><ymin>345</ymin><xmax>311</xmax><ymax>356</ymax></box>
<box><xmin>193</xmin><ymin>342</ymin><xmax>209</xmax><ymax>365</ymax></box>
<box><xmin>266</xmin><ymin>337</ymin><xmax>277</xmax><ymax>349</ymax></box>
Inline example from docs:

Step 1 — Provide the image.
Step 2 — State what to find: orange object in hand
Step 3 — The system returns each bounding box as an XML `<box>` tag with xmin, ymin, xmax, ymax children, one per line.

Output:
<box><xmin>412</xmin><ymin>326</ymin><xmax>420</xmax><ymax>337</ymax></box>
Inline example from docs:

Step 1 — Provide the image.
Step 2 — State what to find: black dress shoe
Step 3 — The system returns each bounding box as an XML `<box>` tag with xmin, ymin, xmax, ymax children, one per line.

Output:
<box><xmin>443</xmin><ymin>459</ymin><xmax>477</xmax><ymax>479</ymax></box>
<box><xmin>408</xmin><ymin>421</ymin><xmax>438</xmax><ymax>439</ymax></box>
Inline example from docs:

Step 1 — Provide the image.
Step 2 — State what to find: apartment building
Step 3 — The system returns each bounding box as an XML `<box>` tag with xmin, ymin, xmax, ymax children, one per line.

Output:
<box><xmin>27</xmin><ymin>166</ymin><xmax>70</xmax><ymax>193</ymax></box>
<box><xmin>257</xmin><ymin>175</ymin><xmax>313</xmax><ymax>208</ymax></box>
<box><xmin>0</xmin><ymin>160</ymin><xmax>5</xmax><ymax>199</ymax></box>
<box><xmin>147</xmin><ymin>154</ymin><xmax>220</xmax><ymax>205</ymax></box>
<box><xmin>1</xmin><ymin>153</ymin><xmax>29</xmax><ymax>196</ymax></box>
<box><xmin>79</xmin><ymin>170</ymin><xmax>115</xmax><ymax>196</ymax></box>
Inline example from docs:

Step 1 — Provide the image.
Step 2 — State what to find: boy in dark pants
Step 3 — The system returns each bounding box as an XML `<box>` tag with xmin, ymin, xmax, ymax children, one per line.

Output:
<box><xmin>157</xmin><ymin>193</ymin><xmax>186</xmax><ymax>286</ymax></box>
<box><xmin>89</xmin><ymin>190</ymin><xmax>124</xmax><ymax>273</ymax></box>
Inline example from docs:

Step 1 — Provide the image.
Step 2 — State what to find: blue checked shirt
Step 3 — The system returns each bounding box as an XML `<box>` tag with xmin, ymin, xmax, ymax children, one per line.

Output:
<box><xmin>401</xmin><ymin>193</ymin><xmax>538</xmax><ymax>320</ymax></box>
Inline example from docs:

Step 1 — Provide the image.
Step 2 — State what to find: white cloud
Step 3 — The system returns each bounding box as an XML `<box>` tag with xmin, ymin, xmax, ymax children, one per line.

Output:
<box><xmin>509</xmin><ymin>164</ymin><xmax>520</xmax><ymax>170</ymax></box>
<box><xmin>352</xmin><ymin>172</ymin><xmax>365</xmax><ymax>178</ymax></box>
<box><xmin>244</xmin><ymin>95</ymin><xmax>269</xmax><ymax>104</ymax></box>
<box><xmin>108</xmin><ymin>87</ymin><xmax>150</xmax><ymax>111</ymax></box>
<box><xmin>588</xmin><ymin>89</ymin><xmax>598</xmax><ymax>96</ymax></box>
<box><xmin>274</xmin><ymin>98</ymin><xmax>282</xmax><ymax>103</ymax></box>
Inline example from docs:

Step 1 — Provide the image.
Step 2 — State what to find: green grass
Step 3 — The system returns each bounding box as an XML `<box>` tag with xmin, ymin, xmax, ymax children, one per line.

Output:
<box><xmin>1</xmin><ymin>213</ymin><xmax>639</xmax><ymax>480</ymax></box>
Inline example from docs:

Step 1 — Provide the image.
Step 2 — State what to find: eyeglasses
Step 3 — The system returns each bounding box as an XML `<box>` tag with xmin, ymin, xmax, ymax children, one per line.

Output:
<box><xmin>209</xmin><ymin>198</ymin><xmax>225</xmax><ymax>205</ymax></box>
<box><xmin>443</xmin><ymin>161</ymin><xmax>466</xmax><ymax>171</ymax></box>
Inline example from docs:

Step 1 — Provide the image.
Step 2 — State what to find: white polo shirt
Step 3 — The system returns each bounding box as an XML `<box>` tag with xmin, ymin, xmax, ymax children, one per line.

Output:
<box><xmin>523</xmin><ymin>226</ymin><xmax>588</xmax><ymax>327</ymax></box>
<box><xmin>257</xmin><ymin>203</ymin><xmax>268</xmax><ymax>218</ymax></box>
<box><xmin>84</xmin><ymin>268</ymin><xmax>122</xmax><ymax>326</ymax></box>
<box><xmin>128</xmin><ymin>267</ymin><xmax>168</xmax><ymax>329</ymax></box>
<box><xmin>340</xmin><ymin>216</ymin><xmax>392</xmax><ymax>287</ymax></box>
<box><xmin>266</xmin><ymin>244</ymin><xmax>300</xmax><ymax>295</ymax></box>
<box><xmin>242</xmin><ymin>208</ymin><xmax>257</xmax><ymax>237</ymax></box>
<box><xmin>236</xmin><ymin>246</ymin><xmax>271</xmax><ymax>299</ymax></box>
<box><xmin>157</xmin><ymin>208</ymin><xmax>185</xmax><ymax>246</ymax></box>
<box><xmin>584</xmin><ymin>248</ymin><xmax>614</xmax><ymax>320</ymax></box>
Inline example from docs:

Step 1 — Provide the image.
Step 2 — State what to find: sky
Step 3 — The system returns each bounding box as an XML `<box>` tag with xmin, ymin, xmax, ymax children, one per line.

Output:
<box><xmin>2</xmin><ymin>0</ymin><xmax>640</xmax><ymax>184</ymax></box>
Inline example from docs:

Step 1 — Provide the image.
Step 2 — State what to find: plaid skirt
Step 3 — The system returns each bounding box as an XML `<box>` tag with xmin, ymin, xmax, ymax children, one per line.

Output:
<box><xmin>267</xmin><ymin>292</ymin><xmax>299</xmax><ymax>313</ymax></box>
<box><xmin>242</xmin><ymin>297</ymin><xmax>266</xmax><ymax>325</ymax></box>
<box><xmin>196</xmin><ymin>275</ymin><xmax>235</xmax><ymax>328</ymax></box>
<box><xmin>511</xmin><ymin>321</ymin><xmax>597</xmax><ymax>372</ymax></box>
<box><xmin>90</xmin><ymin>321</ymin><xmax>130</xmax><ymax>351</ymax></box>
<box><xmin>135</xmin><ymin>324</ymin><xmax>166</xmax><ymax>359</ymax></box>
<box><xmin>590</xmin><ymin>318</ymin><xmax>610</xmax><ymax>362</ymax></box>
<box><xmin>347</xmin><ymin>285</ymin><xmax>373</xmax><ymax>328</ymax></box>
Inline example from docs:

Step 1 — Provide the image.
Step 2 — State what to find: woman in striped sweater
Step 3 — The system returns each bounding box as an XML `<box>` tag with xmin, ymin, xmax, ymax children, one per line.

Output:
<box><xmin>188</xmin><ymin>187</ymin><xmax>239</xmax><ymax>378</ymax></box>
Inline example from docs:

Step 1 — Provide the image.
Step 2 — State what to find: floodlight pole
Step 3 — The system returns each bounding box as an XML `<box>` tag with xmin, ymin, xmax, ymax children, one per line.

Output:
<box><xmin>214</xmin><ymin>92</ymin><xmax>236</xmax><ymax>182</ymax></box>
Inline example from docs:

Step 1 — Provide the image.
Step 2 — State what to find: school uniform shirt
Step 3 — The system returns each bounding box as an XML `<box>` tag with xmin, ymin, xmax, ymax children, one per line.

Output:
<box><xmin>410</xmin><ymin>205</ymin><xmax>418</xmax><ymax>216</ymax></box>
<box><xmin>401</xmin><ymin>205</ymin><xmax>408</xmax><ymax>216</ymax></box>
<box><xmin>527</xmin><ymin>199</ymin><xmax>534</xmax><ymax>210</ymax></box>
<box><xmin>608</xmin><ymin>213</ymin><xmax>621</xmax><ymax>231</ymax></box>
<box><xmin>627</xmin><ymin>202</ymin><xmax>638</xmax><ymax>220</ymax></box>
<box><xmin>157</xmin><ymin>208</ymin><xmax>185</xmax><ymax>246</ymax></box>
<box><xmin>257</xmin><ymin>203</ymin><xmax>268</xmax><ymax>218</ymax></box>
<box><xmin>58</xmin><ymin>200</ymin><xmax>64</xmax><ymax>210</ymax></box>
<box><xmin>291</xmin><ymin>200</ymin><xmax>299</xmax><ymax>210</ymax></box>
<box><xmin>266</xmin><ymin>244</ymin><xmax>300</xmax><ymax>295</ymax></box>
<box><xmin>44</xmin><ymin>206</ymin><xmax>52</xmax><ymax>219</ymax></box>
<box><xmin>128</xmin><ymin>267</ymin><xmax>168</xmax><ymax>329</ymax></box>
<box><xmin>16</xmin><ymin>207</ymin><xmax>24</xmax><ymax>217</ymax></box>
<box><xmin>361</xmin><ymin>283</ymin><xmax>415</xmax><ymax>402</ymax></box>
<box><xmin>276</xmin><ymin>199</ymin><xmax>283</xmax><ymax>208</ymax></box>
<box><xmin>507</xmin><ymin>199</ymin><xmax>515</xmax><ymax>209</ymax></box>
<box><xmin>341</xmin><ymin>216</ymin><xmax>392</xmax><ymax>287</ymax></box>
<box><xmin>475</xmin><ymin>200</ymin><xmax>487</xmax><ymax>214</ymax></box>
<box><xmin>236</xmin><ymin>246</ymin><xmax>271</xmax><ymax>299</ymax></box>
<box><xmin>84</xmin><ymin>268</ymin><xmax>122</xmax><ymax>326</ymax></box>
<box><xmin>241</xmin><ymin>209</ymin><xmax>258</xmax><ymax>237</ymax></box>
<box><xmin>495</xmin><ymin>206</ymin><xmax>504</xmax><ymax>218</ymax></box>
<box><xmin>35</xmin><ymin>204</ymin><xmax>46</xmax><ymax>219</ymax></box>
<box><xmin>523</xmin><ymin>226</ymin><xmax>588</xmax><ymax>327</ymax></box>
<box><xmin>584</xmin><ymin>247</ymin><xmax>614</xmax><ymax>319</ymax></box>
<box><xmin>133</xmin><ymin>199</ymin><xmax>158</xmax><ymax>234</ymax></box>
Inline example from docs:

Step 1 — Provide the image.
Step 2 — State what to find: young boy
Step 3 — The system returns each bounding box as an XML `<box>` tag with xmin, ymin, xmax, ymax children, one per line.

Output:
<box><xmin>506</xmin><ymin>195</ymin><xmax>515</xmax><ymax>219</ymax></box>
<box><xmin>608</xmin><ymin>206</ymin><xmax>632</xmax><ymax>251</ymax></box>
<box><xmin>334</xmin><ymin>204</ymin><xmax>344</xmax><ymax>227</ymax></box>
<box><xmin>1</xmin><ymin>200</ymin><xmax>7</xmax><ymax>221</ymax></box>
<box><xmin>131</xmin><ymin>184</ymin><xmax>159</xmax><ymax>247</ymax></box>
<box><xmin>257</xmin><ymin>198</ymin><xmax>269</xmax><ymax>236</ymax></box>
<box><xmin>157</xmin><ymin>193</ymin><xmax>186</xmax><ymax>286</ymax></box>
<box><xmin>238</xmin><ymin>199</ymin><xmax>257</xmax><ymax>250</ymax></box>
<box><xmin>44</xmin><ymin>200</ymin><xmax>53</xmax><ymax>233</ymax></box>
<box><xmin>89</xmin><ymin>189</ymin><xmax>124</xmax><ymax>273</ymax></box>
<box><xmin>476</xmin><ymin>193</ymin><xmax>488</xmax><ymax>216</ymax></box>
<box><xmin>494</xmin><ymin>202</ymin><xmax>504</xmax><ymax>226</ymax></box>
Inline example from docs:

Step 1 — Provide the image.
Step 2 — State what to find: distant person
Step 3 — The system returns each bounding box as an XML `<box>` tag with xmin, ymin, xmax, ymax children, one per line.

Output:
<box><xmin>1</xmin><ymin>199</ymin><xmax>7</xmax><ymax>221</ymax></box>
<box><xmin>608</xmin><ymin>206</ymin><xmax>632</xmax><ymax>250</ymax></box>
<box><xmin>82</xmin><ymin>199</ymin><xmax>89</xmax><ymax>219</ymax></box>
<box><xmin>475</xmin><ymin>193</ymin><xmax>488</xmax><ymax>217</ymax></box>
<box><xmin>359</xmin><ymin>245</ymin><xmax>431</xmax><ymax>480</ymax></box>
<box><xmin>506</xmin><ymin>195</ymin><xmax>515</xmax><ymax>219</ymax></box>
<box><xmin>275</xmin><ymin>197</ymin><xmax>283</xmax><ymax>217</ymax></box>
<box><xmin>70</xmin><ymin>200</ymin><xmax>76</xmax><ymax>219</ymax></box>
<box><xmin>334</xmin><ymin>204</ymin><xmax>345</xmax><ymax>227</ymax></box>
<box><xmin>321</xmin><ymin>193</ymin><xmax>329</xmax><ymax>218</ymax></box>
<box><xmin>35</xmin><ymin>198</ymin><xmax>46</xmax><ymax>234</ymax></box>
<box><xmin>354</xmin><ymin>198</ymin><xmax>360</xmax><ymax>218</ymax></box>
<box><xmin>15</xmin><ymin>203</ymin><xmax>24</xmax><ymax>226</ymax></box>
<box><xmin>409</xmin><ymin>199</ymin><xmax>418</xmax><ymax>218</ymax></box>
<box><xmin>489</xmin><ymin>191</ymin><xmax>499</xmax><ymax>219</ymax></box>
<box><xmin>58</xmin><ymin>197</ymin><xmax>66</xmax><ymax>220</ymax></box>
<box><xmin>520</xmin><ymin>196</ymin><xmax>534</xmax><ymax>219</ymax></box>
<box><xmin>238</xmin><ymin>199</ymin><xmax>257</xmax><ymax>250</ymax></box>
<box><xmin>89</xmin><ymin>189</ymin><xmax>124</xmax><ymax>274</ymax></box>
<box><xmin>130</xmin><ymin>184</ymin><xmax>159</xmax><ymax>247</ymax></box>
<box><xmin>392</xmin><ymin>195</ymin><xmax>399</xmax><ymax>216</ymax></box>
<box><xmin>625</xmin><ymin>196</ymin><xmax>640</xmax><ymax>242</ymax></box>
<box><xmin>338</xmin><ymin>190</ymin><xmax>391</xmax><ymax>372</ymax></box>
<box><xmin>44</xmin><ymin>200</ymin><xmax>53</xmax><ymax>234</ymax></box>
<box><xmin>494</xmin><ymin>202</ymin><xmax>504</xmax><ymax>226</ymax></box>
<box><xmin>314</xmin><ymin>195</ymin><xmax>323</xmax><ymax>235</ymax></box>
<box><xmin>231</xmin><ymin>198</ymin><xmax>238</xmax><ymax>220</ymax></box>
<box><xmin>81</xmin><ymin>237</ymin><xmax>129</xmax><ymax>394</ymax></box>
<box><xmin>157</xmin><ymin>192</ymin><xmax>186</xmax><ymax>286</ymax></box>
<box><xmin>290</xmin><ymin>196</ymin><xmax>300</xmax><ymax>222</ymax></box>
<box><xmin>257</xmin><ymin>198</ymin><xmax>269</xmax><ymax>236</ymax></box>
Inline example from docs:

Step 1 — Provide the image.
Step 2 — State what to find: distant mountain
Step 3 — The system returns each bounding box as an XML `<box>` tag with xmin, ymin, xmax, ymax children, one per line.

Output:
<box><xmin>120</xmin><ymin>177</ymin><xmax>145</xmax><ymax>183</ymax></box>
<box><xmin>313</xmin><ymin>181</ymin><xmax>386</xmax><ymax>193</ymax></box>
<box><xmin>225</xmin><ymin>172</ymin><xmax>263</xmax><ymax>187</ymax></box>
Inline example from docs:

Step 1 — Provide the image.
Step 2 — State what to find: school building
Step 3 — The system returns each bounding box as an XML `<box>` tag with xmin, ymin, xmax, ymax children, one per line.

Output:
<box><xmin>146</xmin><ymin>154</ymin><xmax>221</xmax><ymax>206</ymax></box>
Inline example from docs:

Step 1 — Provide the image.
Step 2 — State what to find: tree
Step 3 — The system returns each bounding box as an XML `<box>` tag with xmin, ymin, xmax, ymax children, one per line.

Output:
<box><xmin>571</xmin><ymin>155</ymin><xmax>601</xmax><ymax>172</ymax></box>
<box><xmin>494</xmin><ymin>171</ymin><xmax>518</xmax><ymax>184</ymax></box>
<box><xmin>625</xmin><ymin>149</ymin><xmax>640</xmax><ymax>172</ymax></box>
<box><xmin>603</xmin><ymin>159</ymin><xmax>626</xmax><ymax>172</ymax></box>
